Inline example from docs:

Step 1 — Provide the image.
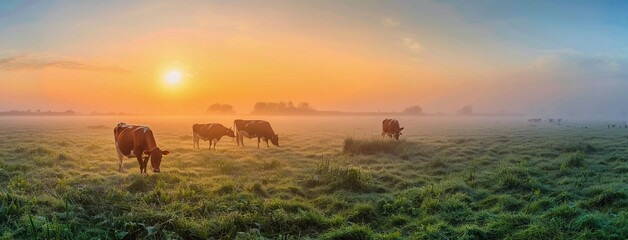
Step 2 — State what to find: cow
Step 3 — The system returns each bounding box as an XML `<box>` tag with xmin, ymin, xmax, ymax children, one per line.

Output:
<box><xmin>382</xmin><ymin>119</ymin><xmax>404</xmax><ymax>140</ymax></box>
<box><xmin>233</xmin><ymin>119</ymin><xmax>254</xmax><ymax>146</ymax></box>
<box><xmin>114</xmin><ymin>123</ymin><xmax>170</xmax><ymax>173</ymax></box>
<box><xmin>192</xmin><ymin>123</ymin><xmax>235</xmax><ymax>149</ymax></box>
<box><xmin>233</xmin><ymin>119</ymin><xmax>279</xmax><ymax>147</ymax></box>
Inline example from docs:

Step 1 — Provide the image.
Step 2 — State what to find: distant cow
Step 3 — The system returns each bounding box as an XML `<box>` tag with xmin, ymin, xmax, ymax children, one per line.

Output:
<box><xmin>382</xmin><ymin>119</ymin><xmax>404</xmax><ymax>140</ymax></box>
<box><xmin>233</xmin><ymin>119</ymin><xmax>279</xmax><ymax>147</ymax></box>
<box><xmin>114</xmin><ymin>123</ymin><xmax>170</xmax><ymax>173</ymax></box>
<box><xmin>192</xmin><ymin>123</ymin><xmax>235</xmax><ymax>149</ymax></box>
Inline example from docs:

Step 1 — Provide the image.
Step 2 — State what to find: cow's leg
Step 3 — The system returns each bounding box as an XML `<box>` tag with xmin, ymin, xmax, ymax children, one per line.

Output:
<box><xmin>240</xmin><ymin>135</ymin><xmax>245</xmax><ymax>147</ymax></box>
<box><xmin>266</xmin><ymin>139</ymin><xmax>270</xmax><ymax>148</ymax></box>
<box><xmin>236</xmin><ymin>133</ymin><xmax>240</xmax><ymax>146</ymax></box>
<box><xmin>381</xmin><ymin>132</ymin><xmax>385</xmax><ymax>139</ymax></box>
<box><xmin>208</xmin><ymin>140</ymin><xmax>212</xmax><ymax>150</ymax></box>
<box><xmin>135</xmin><ymin>154</ymin><xmax>144</xmax><ymax>173</ymax></box>
<box><xmin>213</xmin><ymin>140</ymin><xmax>217</xmax><ymax>150</ymax></box>
<box><xmin>257</xmin><ymin>137</ymin><xmax>261</xmax><ymax>148</ymax></box>
<box><xmin>115</xmin><ymin>142</ymin><xmax>124</xmax><ymax>172</ymax></box>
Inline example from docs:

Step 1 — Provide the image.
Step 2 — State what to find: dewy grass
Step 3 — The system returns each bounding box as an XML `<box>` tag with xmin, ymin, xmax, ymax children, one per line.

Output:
<box><xmin>0</xmin><ymin>117</ymin><xmax>627</xmax><ymax>239</ymax></box>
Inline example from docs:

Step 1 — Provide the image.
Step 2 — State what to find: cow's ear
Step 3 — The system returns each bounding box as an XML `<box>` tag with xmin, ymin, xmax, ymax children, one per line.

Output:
<box><xmin>161</xmin><ymin>150</ymin><xmax>170</xmax><ymax>156</ymax></box>
<box><xmin>143</xmin><ymin>150</ymin><xmax>151</xmax><ymax>155</ymax></box>
<box><xmin>275</xmin><ymin>134</ymin><xmax>279</xmax><ymax>138</ymax></box>
<box><xmin>399</xmin><ymin>127</ymin><xmax>404</xmax><ymax>131</ymax></box>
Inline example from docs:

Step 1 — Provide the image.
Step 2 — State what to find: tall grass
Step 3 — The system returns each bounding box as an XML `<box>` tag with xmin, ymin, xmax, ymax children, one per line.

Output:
<box><xmin>343</xmin><ymin>137</ymin><xmax>411</xmax><ymax>156</ymax></box>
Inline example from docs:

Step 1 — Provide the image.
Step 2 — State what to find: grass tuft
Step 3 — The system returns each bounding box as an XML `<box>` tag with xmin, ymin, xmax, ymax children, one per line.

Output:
<box><xmin>343</xmin><ymin>138</ymin><xmax>410</xmax><ymax>156</ymax></box>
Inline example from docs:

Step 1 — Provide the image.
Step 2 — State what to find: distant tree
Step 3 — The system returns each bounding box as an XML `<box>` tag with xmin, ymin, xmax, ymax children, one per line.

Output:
<box><xmin>402</xmin><ymin>105</ymin><xmax>423</xmax><ymax>115</ymax></box>
<box><xmin>458</xmin><ymin>105</ymin><xmax>473</xmax><ymax>115</ymax></box>
<box><xmin>252</xmin><ymin>101</ymin><xmax>316</xmax><ymax>114</ymax></box>
<box><xmin>206</xmin><ymin>104</ymin><xmax>235</xmax><ymax>115</ymax></box>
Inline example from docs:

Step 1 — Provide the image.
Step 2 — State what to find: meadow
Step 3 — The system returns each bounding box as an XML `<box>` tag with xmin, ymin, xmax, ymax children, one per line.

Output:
<box><xmin>0</xmin><ymin>116</ymin><xmax>627</xmax><ymax>239</ymax></box>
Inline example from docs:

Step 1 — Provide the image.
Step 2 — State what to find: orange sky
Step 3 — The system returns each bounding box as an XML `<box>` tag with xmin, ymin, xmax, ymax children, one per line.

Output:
<box><xmin>2</xmin><ymin>1</ymin><xmax>628</xmax><ymax>116</ymax></box>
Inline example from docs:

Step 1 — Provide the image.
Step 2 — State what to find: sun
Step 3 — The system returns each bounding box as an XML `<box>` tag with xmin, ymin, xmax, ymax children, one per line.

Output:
<box><xmin>165</xmin><ymin>70</ymin><xmax>182</xmax><ymax>85</ymax></box>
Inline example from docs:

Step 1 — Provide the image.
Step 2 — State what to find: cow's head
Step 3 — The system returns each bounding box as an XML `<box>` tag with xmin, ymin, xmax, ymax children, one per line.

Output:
<box><xmin>270</xmin><ymin>134</ymin><xmax>279</xmax><ymax>146</ymax></box>
<box><xmin>226</xmin><ymin>127</ymin><xmax>236</xmax><ymax>138</ymax></box>
<box><xmin>394</xmin><ymin>127</ymin><xmax>404</xmax><ymax>140</ymax></box>
<box><xmin>143</xmin><ymin>147</ymin><xmax>170</xmax><ymax>173</ymax></box>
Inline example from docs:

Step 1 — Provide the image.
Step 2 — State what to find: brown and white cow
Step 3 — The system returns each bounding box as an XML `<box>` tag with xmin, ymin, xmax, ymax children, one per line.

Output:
<box><xmin>114</xmin><ymin>123</ymin><xmax>170</xmax><ymax>173</ymax></box>
<box><xmin>233</xmin><ymin>119</ymin><xmax>278</xmax><ymax>147</ymax></box>
<box><xmin>192</xmin><ymin>123</ymin><xmax>235</xmax><ymax>149</ymax></box>
<box><xmin>382</xmin><ymin>119</ymin><xmax>404</xmax><ymax>140</ymax></box>
<box><xmin>233</xmin><ymin>119</ymin><xmax>253</xmax><ymax>146</ymax></box>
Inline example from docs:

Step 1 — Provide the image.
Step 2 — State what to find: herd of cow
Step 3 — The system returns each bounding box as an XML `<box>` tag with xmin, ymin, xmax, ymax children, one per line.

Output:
<box><xmin>113</xmin><ymin>118</ymin><xmax>405</xmax><ymax>173</ymax></box>
<box><xmin>527</xmin><ymin>118</ymin><xmax>563</xmax><ymax>123</ymax></box>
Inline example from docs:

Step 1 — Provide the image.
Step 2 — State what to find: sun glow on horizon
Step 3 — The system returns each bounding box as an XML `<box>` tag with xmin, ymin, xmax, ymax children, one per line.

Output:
<box><xmin>165</xmin><ymin>70</ymin><xmax>182</xmax><ymax>85</ymax></box>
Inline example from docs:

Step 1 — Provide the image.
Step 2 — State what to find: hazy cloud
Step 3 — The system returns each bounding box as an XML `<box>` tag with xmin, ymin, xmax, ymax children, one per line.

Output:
<box><xmin>0</xmin><ymin>53</ymin><xmax>129</xmax><ymax>73</ymax></box>
<box><xmin>402</xmin><ymin>37</ymin><xmax>423</xmax><ymax>51</ymax></box>
<box><xmin>381</xmin><ymin>17</ymin><xmax>400</xmax><ymax>28</ymax></box>
<box><xmin>529</xmin><ymin>49</ymin><xmax>628</xmax><ymax>81</ymax></box>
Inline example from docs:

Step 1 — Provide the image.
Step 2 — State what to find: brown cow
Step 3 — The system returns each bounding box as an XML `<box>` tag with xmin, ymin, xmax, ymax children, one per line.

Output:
<box><xmin>192</xmin><ymin>123</ymin><xmax>235</xmax><ymax>149</ymax></box>
<box><xmin>382</xmin><ymin>119</ymin><xmax>404</xmax><ymax>140</ymax></box>
<box><xmin>233</xmin><ymin>119</ymin><xmax>254</xmax><ymax>146</ymax></box>
<box><xmin>114</xmin><ymin>123</ymin><xmax>170</xmax><ymax>173</ymax></box>
<box><xmin>234</xmin><ymin>120</ymin><xmax>279</xmax><ymax>147</ymax></box>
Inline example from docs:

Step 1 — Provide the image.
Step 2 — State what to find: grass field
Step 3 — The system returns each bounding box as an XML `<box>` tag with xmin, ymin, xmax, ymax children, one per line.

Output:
<box><xmin>0</xmin><ymin>116</ymin><xmax>627</xmax><ymax>239</ymax></box>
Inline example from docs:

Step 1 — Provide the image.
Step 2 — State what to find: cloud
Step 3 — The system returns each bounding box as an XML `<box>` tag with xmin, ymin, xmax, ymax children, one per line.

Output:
<box><xmin>381</xmin><ymin>17</ymin><xmax>400</xmax><ymax>28</ymax></box>
<box><xmin>402</xmin><ymin>37</ymin><xmax>423</xmax><ymax>51</ymax></box>
<box><xmin>0</xmin><ymin>53</ymin><xmax>129</xmax><ymax>74</ymax></box>
<box><xmin>528</xmin><ymin>49</ymin><xmax>628</xmax><ymax>81</ymax></box>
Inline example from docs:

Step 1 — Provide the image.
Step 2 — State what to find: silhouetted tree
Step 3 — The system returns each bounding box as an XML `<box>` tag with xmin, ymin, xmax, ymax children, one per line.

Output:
<box><xmin>206</xmin><ymin>104</ymin><xmax>235</xmax><ymax>115</ymax></box>
<box><xmin>402</xmin><ymin>105</ymin><xmax>423</xmax><ymax>115</ymax></box>
<box><xmin>252</xmin><ymin>101</ymin><xmax>316</xmax><ymax>114</ymax></box>
<box><xmin>458</xmin><ymin>105</ymin><xmax>473</xmax><ymax>115</ymax></box>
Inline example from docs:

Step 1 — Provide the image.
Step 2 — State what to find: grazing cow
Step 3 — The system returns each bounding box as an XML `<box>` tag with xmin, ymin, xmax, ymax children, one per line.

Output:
<box><xmin>114</xmin><ymin>123</ymin><xmax>170</xmax><ymax>173</ymax></box>
<box><xmin>234</xmin><ymin>120</ymin><xmax>279</xmax><ymax>147</ymax></box>
<box><xmin>382</xmin><ymin>119</ymin><xmax>404</xmax><ymax>140</ymax></box>
<box><xmin>192</xmin><ymin>123</ymin><xmax>235</xmax><ymax>149</ymax></box>
<box><xmin>233</xmin><ymin>119</ymin><xmax>254</xmax><ymax>146</ymax></box>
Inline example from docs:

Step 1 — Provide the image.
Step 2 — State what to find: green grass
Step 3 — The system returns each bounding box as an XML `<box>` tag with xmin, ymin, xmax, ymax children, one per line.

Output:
<box><xmin>0</xmin><ymin>116</ymin><xmax>627</xmax><ymax>239</ymax></box>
